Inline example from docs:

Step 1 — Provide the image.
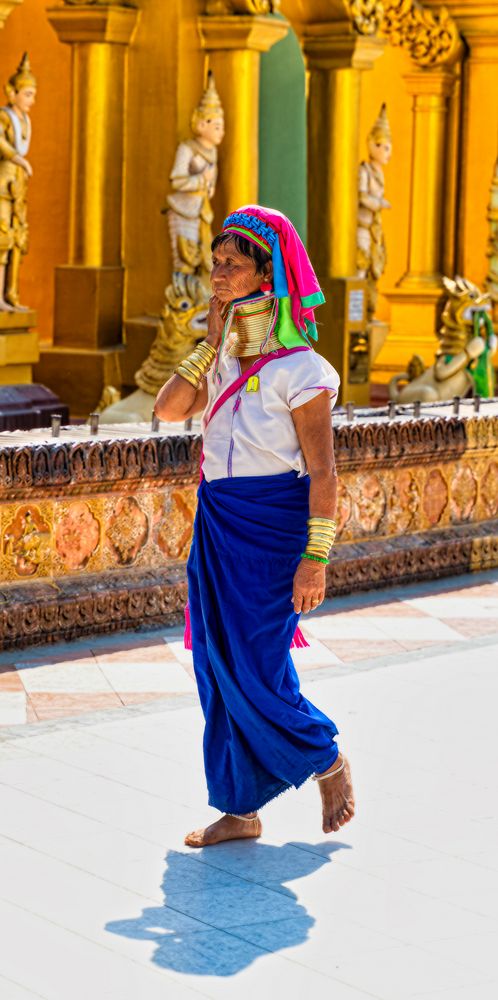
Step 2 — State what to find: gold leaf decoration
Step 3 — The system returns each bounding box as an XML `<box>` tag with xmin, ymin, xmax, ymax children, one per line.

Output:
<box><xmin>381</xmin><ymin>0</ymin><xmax>461</xmax><ymax>67</ymax></box>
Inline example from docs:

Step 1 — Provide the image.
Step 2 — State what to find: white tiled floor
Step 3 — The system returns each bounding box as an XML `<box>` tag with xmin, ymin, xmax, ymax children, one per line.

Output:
<box><xmin>0</xmin><ymin>572</ymin><xmax>497</xmax><ymax>999</ymax></box>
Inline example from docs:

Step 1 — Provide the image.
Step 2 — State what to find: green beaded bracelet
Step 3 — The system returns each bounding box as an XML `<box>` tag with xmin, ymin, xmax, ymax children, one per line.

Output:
<box><xmin>301</xmin><ymin>552</ymin><xmax>329</xmax><ymax>565</ymax></box>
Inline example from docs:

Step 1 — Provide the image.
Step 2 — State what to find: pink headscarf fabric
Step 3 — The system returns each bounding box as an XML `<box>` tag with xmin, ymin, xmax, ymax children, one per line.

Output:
<box><xmin>226</xmin><ymin>204</ymin><xmax>324</xmax><ymax>337</ymax></box>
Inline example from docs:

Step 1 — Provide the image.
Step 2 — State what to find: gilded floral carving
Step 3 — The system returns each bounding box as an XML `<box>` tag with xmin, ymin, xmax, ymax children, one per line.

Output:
<box><xmin>423</xmin><ymin>468</ymin><xmax>448</xmax><ymax>526</ymax></box>
<box><xmin>55</xmin><ymin>501</ymin><xmax>100</xmax><ymax>571</ymax></box>
<box><xmin>381</xmin><ymin>0</ymin><xmax>461</xmax><ymax>67</ymax></box>
<box><xmin>388</xmin><ymin>470</ymin><xmax>419</xmax><ymax>532</ymax></box>
<box><xmin>451</xmin><ymin>466</ymin><xmax>477</xmax><ymax>522</ymax></box>
<box><xmin>354</xmin><ymin>474</ymin><xmax>386</xmax><ymax>533</ymax></box>
<box><xmin>156</xmin><ymin>487</ymin><xmax>197</xmax><ymax>561</ymax></box>
<box><xmin>106</xmin><ymin>496</ymin><xmax>149</xmax><ymax>566</ymax></box>
<box><xmin>481</xmin><ymin>462</ymin><xmax>498</xmax><ymax>519</ymax></box>
<box><xmin>3</xmin><ymin>504</ymin><xmax>51</xmax><ymax>577</ymax></box>
<box><xmin>347</xmin><ymin>0</ymin><xmax>385</xmax><ymax>36</ymax></box>
<box><xmin>335</xmin><ymin>480</ymin><xmax>353</xmax><ymax>539</ymax></box>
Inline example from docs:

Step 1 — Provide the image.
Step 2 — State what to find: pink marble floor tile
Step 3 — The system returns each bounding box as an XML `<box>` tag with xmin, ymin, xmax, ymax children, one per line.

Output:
<box><xmin>94</xmin><ymin>645</ymin><xmax>175</xmax><ymax>665</ymax></box>
<box><xmin>346</xmin><ymin>603</ymin><xmax>429</xmax><ymax>618</ymax></box>
<box><xmin>29</xmin><ymin>692</ymin><xmax>122</xmax><ymax>721</ymax></box>
<box><xmin>397</xmin><ymin>639</ymin><xmax>452</xmax><ymax>650</ymax></box>
<box><xmin>322</xmin><ymin>639</ymin><xmax>404</xmax><ymax>662</ymax></box>
<box><xmin>117</xmin><ymin>692</ymin><xmax>174</xmax><ymax>706</ymax></box>
<box><xmin>89</xmin><ymin>636</ymin><xmax>170</xmax><ymax>656</ymax></box>
<box><xmin>25</xmin><ymin>699</ymin><xmax>39</xmax><ymax>723</ymax></box>
<box><xmin>437</xmin><ymin>618</ymin><xmax>498</xmax><ymax>638</ymax></box>
<box><xmin>0</xmin><ymin>665</ymin><xmax>24</xmax><ymax>691</ymax></box>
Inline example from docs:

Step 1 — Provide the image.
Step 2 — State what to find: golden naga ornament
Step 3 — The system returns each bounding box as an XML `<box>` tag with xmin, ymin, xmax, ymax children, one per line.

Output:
<box><xmin>0</xmin><ymin>52</ymin><xmax>37</xmax><ymax>312</ymax></box>
<box><xmin>356</xmin><ymin>102</ymin><xmax>392</xmax><ymax>323</ymax></box>
<box><xmin>389</xmin><ymin>277</ymin><xmax>497</xmax><ymax>402</ymax></box>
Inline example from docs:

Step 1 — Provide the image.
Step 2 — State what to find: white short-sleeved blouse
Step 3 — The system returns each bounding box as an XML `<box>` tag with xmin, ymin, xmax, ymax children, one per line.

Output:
<box><xmin>201</xmin><ymin>348</ymin><xmax>340</xmax><ymax>481</ymax></box>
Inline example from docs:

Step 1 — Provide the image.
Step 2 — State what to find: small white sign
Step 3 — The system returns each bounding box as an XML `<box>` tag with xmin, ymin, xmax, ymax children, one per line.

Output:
<box><xmin>349</xmin><ymin>289</ymin><xmax>364</xmax><ymax>323</ymax></box>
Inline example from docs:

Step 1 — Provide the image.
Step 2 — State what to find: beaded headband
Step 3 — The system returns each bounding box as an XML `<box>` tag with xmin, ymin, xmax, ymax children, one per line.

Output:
<box><xmin>222</xmin><ymin>211</ymin><xmax>288</xmax><ymax>299</ymax></box>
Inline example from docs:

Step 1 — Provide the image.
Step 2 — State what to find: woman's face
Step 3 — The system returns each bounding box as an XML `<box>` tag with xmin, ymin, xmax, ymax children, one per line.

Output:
<box><xmin>211</xmin><ymin>239</ymin><xmax>272</xmax><ymax>303</ymax></box>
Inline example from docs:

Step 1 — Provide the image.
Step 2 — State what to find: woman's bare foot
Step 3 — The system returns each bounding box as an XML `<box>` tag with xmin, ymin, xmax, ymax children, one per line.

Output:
<box><xmin>184</xmin><ymin>813</ymin><xmax>262</xmax><ymax>848</ymax></box>
<box><xmin>316</xmin><ymin>755</ymin><xmax>355</xmax><ymax>834</ymax></box>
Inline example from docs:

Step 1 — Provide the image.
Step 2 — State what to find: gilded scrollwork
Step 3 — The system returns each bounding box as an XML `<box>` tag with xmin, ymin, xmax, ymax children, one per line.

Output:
<box><xmin>381</xmin><ymin>0</ymin><xmax>461</xmax><ymax>68</ymax></box>
<box><xmin>346</xmin><ymin>0</ymin><xmax>385</xmax><ymax>37</ymax></box>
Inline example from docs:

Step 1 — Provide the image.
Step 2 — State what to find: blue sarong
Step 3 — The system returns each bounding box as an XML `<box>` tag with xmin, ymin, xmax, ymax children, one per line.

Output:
<box><xmin>187</xmin><ymin>470</ymin><xmax>339</xmax><ymax>815</ymax></box>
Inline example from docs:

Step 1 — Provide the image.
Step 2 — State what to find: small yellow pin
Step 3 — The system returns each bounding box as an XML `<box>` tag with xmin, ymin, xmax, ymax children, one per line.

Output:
<box><xmin>246</xmin><ymin>375</ymin><xmax>260</xmax><ymax>393</ymax></box>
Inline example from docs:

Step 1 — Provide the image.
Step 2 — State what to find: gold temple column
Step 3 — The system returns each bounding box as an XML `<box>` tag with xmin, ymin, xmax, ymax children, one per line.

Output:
<box><xmin>35</xmin><ymin>2</ymin><xmax>138</xmax><ymax>416</ymax></box>
<box><xmin>443</xmin><ymin>1</ymin><xmax>498</xmax><ymax>286</ymax></box>
<box><xmin>373</xmin><ymin>2</ymin><xmax>462</xmax><ymax>381</ymax></box>
<box><xmin>198</xmin><ymin>12</ymin><xmax>288</xmax><ymax>220</ymax></box>
<box><xmin>399</xmin><ymin>70</ymin><xmax>455</xmax><ymax>289</ymax></box>
<box><xmin>302</xmin><ymin>15</ymin><xmax>384</xmax><ymax>403</ymax></box>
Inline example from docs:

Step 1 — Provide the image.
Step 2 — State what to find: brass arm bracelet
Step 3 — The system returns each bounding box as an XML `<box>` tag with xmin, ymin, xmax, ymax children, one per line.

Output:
<box><xmin>175</xmin><ymin>340</ymin><xmax>216</xmax><ymax>389</ymax></box>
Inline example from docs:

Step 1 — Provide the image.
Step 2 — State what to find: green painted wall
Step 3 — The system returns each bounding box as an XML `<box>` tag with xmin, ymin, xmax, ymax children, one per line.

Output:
<box><xmin>259</xmin><ymin>19</ymin><xmax>307</xmax><ymax>241</ymax></box>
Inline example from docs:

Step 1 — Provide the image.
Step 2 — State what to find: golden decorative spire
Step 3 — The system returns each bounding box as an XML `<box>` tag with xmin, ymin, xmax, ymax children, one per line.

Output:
<box><xmin>7</xmin><ymin>52</ymin><xmax>37</xmax><ymax>93</ymax></box>
<box><xmin>192</xmin><ymin>71</ymin><xmax>224</xmax><ymax>129</ymax></box>
<box><xmin>368</xmin><ymin>103</ymin><xmax>392</xmax><ymax>144</ymax></box>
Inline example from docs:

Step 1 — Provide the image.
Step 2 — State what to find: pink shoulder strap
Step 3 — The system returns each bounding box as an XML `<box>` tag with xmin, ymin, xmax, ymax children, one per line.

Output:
<box><xmin>204</xmin><ymin>345</ymin><xmax>310</xmax><ymax>430</ymax></box>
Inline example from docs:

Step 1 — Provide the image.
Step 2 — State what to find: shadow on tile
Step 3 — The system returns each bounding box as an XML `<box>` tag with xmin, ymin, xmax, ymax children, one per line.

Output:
<box><xmin>106</xmin><ymin>840</ymin><xmax>349</xmax><ymax>976</ymax></box>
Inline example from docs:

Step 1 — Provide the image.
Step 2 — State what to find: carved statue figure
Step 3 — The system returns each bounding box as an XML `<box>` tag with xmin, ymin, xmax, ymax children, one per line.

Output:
<box><xmin>100</xmin><ymin>73</ymin><xmax>224</xmax><ymax>424</ymax></box>
<box><xmin>357</xmin><ymin>103</ymin><xmax>392</xmax><ymax>322</ymax></box>
<box><xmin>0</xmin><ymin>52</ymin><xmax>36</xmax><ymax>312</ymax></box>
<box><xmin>0</xmin><ymin>53</ymin><xmax>36</xmax><ymax>311</ymax></box>
<box><xmin>163</xmin><ymin>70</ymin><xmax>224</xmax><ymax>290</ymax></box>
<box><xmin>389</xmin><ymin>276</ymin><xmax>497</xmax><ymax>402</ymax></box>
<box><xmin>486</xmin><ymin>157</ymin><xmax>498</xmax><ymax>319</ymax></box>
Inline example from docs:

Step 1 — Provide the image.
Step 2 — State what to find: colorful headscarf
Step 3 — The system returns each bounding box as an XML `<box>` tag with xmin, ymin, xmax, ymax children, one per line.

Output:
<box><xmin>222</xmin><ymin>205</ymin><xmax>325</xmax><ymax>349</ymax></box>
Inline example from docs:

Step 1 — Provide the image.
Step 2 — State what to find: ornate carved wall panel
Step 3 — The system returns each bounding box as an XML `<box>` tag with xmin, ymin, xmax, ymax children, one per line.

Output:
<box><xmin>0</xmin><ymin>412</ymin><xmax>497</xmax><ymax>647</ymax></box>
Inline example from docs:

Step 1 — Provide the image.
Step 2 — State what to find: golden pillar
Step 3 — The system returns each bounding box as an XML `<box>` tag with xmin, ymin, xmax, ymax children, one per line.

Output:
<box><xmin>198</xmin><ymin>13</ymin><xmax>288</xmax><ymax>221</ymax></box>
<box><xmin>400</xmin><ymin>71</ymin><xmax>455</xmax><ymax>289</ymax></box>
<box><xmin>302</xmin><ymin>16</ymin><xmax>384</xmax><ymax>403</ymax></box>
<box><xmin>444</xmin><ymin>2</ymin><xmax>498</xmax><ymax>286</ymax></box>
<box><xmin>376</xmin><ymin>71</ymin><xmax>456</xmax><ymax>377</ymax></box>
<box><xmin>35</xmin><ymin>2</ymin><xmax>139</xmax><ymax>416</ymax></box>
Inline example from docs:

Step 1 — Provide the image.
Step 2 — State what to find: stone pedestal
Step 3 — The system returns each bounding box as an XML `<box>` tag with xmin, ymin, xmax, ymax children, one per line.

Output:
<box><xmin>0</xmin><ymin>311</ymin><xmax>39</xmax><ymax>385</ymax></box>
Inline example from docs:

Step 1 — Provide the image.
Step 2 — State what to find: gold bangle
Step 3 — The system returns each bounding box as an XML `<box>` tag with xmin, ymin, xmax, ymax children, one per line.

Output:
<box><xmin>176</xmin><ymin>367</ymin><xmax>200</xmax><ymax>389</ymax></box>
<box><xmin>307</xmin><ymin>517</ymin><xmax>337</xmax><ymax>528</ymax></box>
<box><xmin>181</xmin><ymin>358</ymin><xmax>205</xmax><ymax>379</ymax></box>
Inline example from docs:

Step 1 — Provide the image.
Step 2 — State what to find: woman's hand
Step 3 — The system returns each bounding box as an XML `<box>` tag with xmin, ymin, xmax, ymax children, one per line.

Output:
<box><xmin>292</xmin><ymin>559</ymin><xmax>326</xmax><ymax>615</ymax></box>
<box><xmin>205</xmin><ymin>295</ymin><xmax>225</xmax><ymax>349</ymax></box>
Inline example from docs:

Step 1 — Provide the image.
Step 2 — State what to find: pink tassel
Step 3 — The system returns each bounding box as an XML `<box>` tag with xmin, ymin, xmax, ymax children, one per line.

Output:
<box><xmin>185</xmin><ymin>606</ymin><xmax>308</xmax><ymax>652</ymax></box>
<box><xmin>184</xmin><ymin>602</ymin><xmax>192</xmax><ymax>650</ymax></box>
<box><xmin>290</xmin><ymin>625</ymin><xmax>309</xmax><ymax>649</ymax></box>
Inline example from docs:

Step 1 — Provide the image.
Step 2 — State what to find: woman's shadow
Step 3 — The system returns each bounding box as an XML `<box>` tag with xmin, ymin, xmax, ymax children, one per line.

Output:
<box><xmin>106</xmin><ymin>839</ymin><xmax>350</xmax><ymax>977</ymax></box>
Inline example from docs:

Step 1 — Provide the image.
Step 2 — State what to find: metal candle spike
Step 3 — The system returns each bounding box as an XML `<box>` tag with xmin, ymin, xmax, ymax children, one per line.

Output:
<box><xmin>51</xmin><ymin>414</ymin><xmax>61</xmax><ymax>438</ymax></box>
<box><xmin>89</xmin><ymin>412</ymin><xmax>99</xmax><ymax>435</ymax></box>
<box><xmin>453</xmin><ymin>396</ymin><xmax>460</xmax><ymax>415</ymax></box>
<box><xmin>346</xmin><ymin>402</ymin><xmax>355</xmax><ymax>421</ymax></box>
